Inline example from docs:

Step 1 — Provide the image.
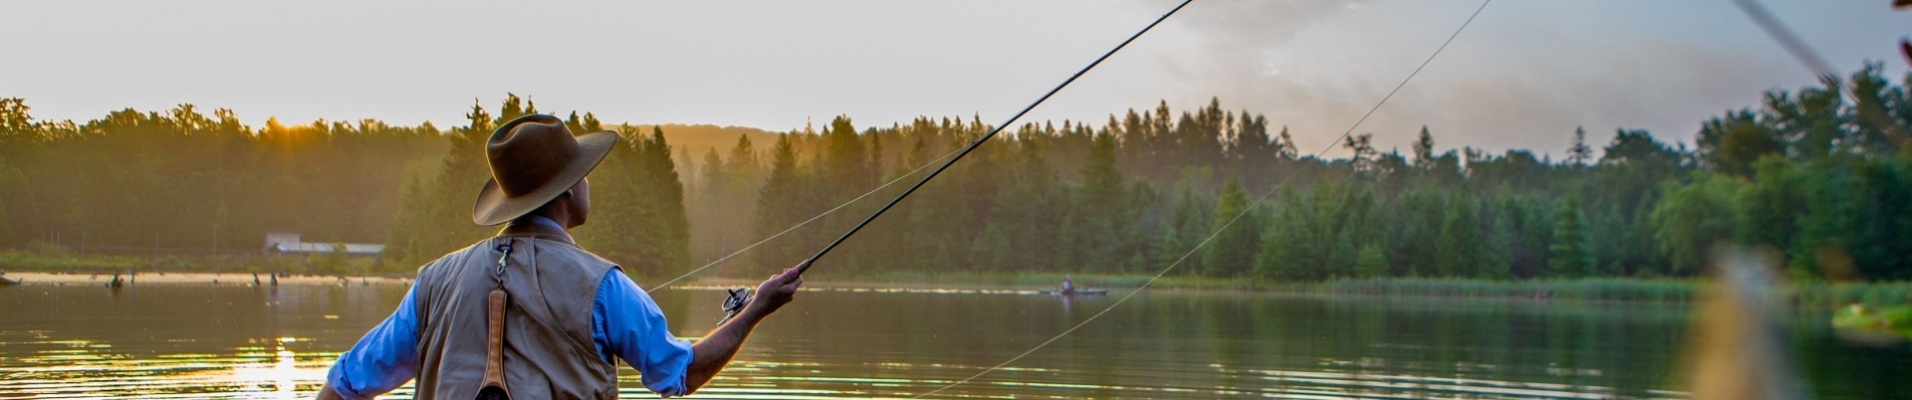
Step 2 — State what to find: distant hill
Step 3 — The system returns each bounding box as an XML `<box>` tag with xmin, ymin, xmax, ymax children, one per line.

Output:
<box><xmin>613</xmin><ymin>123</ymin><xmax>784</xmax><ymax>170</ymax></box>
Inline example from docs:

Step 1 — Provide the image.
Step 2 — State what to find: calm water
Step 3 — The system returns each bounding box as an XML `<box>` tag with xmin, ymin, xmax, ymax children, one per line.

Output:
<box><xmin>0</xmin><ymin>283</ymin><xmax>1904</xmax><ymax>399</ymax></box>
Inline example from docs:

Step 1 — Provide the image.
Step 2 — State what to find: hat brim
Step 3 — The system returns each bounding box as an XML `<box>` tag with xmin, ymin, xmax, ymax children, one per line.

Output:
<box><xmin>471</xmin><ymin>131</ymin><xmax>618</xmax><ymax>226</ymax></box>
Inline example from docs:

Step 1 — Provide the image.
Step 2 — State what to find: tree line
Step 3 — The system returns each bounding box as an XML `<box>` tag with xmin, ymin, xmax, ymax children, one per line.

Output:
<box><xmin>0</xmin><ymin>94</ymin><xmax>692</xmax><ymax>277</ymax></box>
<box><xmin>0</xmin><ymin>99</ymin><xmax>444</xmax><ymax>261</ymax></box>
<box><xmin>707</xmin><ymin>63</ymin><xmax>1912</xmax><ymax>282</ymax></box>
<box><xmin>2</xmin><ymin>63</ymin><xmax>1908</xmax><ymax>282</ymax></box>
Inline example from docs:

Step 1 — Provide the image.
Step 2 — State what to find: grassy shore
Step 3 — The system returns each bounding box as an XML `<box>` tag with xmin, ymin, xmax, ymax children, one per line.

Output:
<box><xmin>717</xmin><ymin>271</ymin><xmax>1912</xmax><ymax>307</ymax></box>
<box><xmin>0</xmin><ymin>250</ymin><xmax>398</xmax><ymax>277</ymax></box>
<box><xmin>8</xmin><ymin>250</ymin><xmax>1908</xmax><ymax>306</ymax></box>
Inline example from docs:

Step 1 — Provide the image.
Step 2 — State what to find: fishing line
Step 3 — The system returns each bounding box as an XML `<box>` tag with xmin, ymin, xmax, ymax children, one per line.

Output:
<box><xmin>645</xmin><ymin>147</ymin><xmax>964</xmax><ymax>293</ymax></box>
<box><xmin>911</xmin><ymin>0</ymin><xmax>1492</xmax><ymax>397</ymax></box>
<box><xmin>794</xmin><ymin>0</ymin><xmax>1195</xmax><ymax>275</ymax></box>
<box><xmin>649</xmin><ymin>0</ymin><xmax>1189</xmax><ymax>290</ymax></box>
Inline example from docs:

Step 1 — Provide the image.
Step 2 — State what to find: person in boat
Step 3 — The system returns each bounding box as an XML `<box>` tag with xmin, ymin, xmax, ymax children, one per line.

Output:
<box><xmin>1060</xmin><ymin>274</ymin><xmax>1075</xmax><ymax>295</ymax></box>
<box><xmin>318</xmin><ymin>115</ymin><xmax>805</xmax><ymax>399</ymax></box>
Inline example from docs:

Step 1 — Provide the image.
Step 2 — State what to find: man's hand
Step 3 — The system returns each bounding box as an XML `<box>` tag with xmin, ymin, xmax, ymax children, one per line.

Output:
<box><xmin>748</xmin><ymin>262</ymin><xmax>805</xmax><ymax>315</ymax></box>
<box><xmin>684</xmin><ymin>261</ymin><xmax>806</xmax><ymax>395</ymax></box>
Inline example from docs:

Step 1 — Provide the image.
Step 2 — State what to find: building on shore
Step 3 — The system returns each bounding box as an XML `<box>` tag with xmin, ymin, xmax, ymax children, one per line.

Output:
<box><xmin>262</xmin><ymin>233</ymin><xmax>384</xmax><ymax>256</ymax></box>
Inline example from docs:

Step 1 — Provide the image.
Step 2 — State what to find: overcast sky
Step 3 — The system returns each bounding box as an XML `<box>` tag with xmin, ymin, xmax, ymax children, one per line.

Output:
<box><xmin>3</xmin><ymin>1</ymin><xmax>1907</xmax><ymax>158</ymax></box>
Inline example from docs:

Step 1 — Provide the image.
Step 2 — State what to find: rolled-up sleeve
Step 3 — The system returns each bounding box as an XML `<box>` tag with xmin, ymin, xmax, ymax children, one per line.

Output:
<box><xmin>325</xmin><ymin>281</ymin><xmax>423</xmax><ymax>400</ymax></box>
<box><xmin>593</xmin><ymin>269</ymin><xmax>695</xmax><ymax>397</ymax></box>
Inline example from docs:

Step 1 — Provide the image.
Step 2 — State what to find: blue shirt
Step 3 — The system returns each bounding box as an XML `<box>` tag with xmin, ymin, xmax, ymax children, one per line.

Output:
<box><xmin>325</xmin><ymin>220</ymin><xmax>694</xmax><ymax>399</ymax></box>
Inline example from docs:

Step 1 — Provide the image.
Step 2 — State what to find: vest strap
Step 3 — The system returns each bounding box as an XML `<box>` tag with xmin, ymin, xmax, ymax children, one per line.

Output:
<box><xmin>479</xmin><ymin>241</ymin><xmax>513</xmax><ymax>399</ymax></box>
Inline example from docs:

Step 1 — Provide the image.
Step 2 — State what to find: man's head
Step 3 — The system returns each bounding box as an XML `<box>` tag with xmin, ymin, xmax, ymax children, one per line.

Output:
<box><xmin>472</xmin><ymin>114</ymin><xmax>616</xmax><ymax>226</ymax></box>
<box><xmin>521</xmin><ymin>178</ymin><xmax>591</xmax><ymax>229</ymax></box>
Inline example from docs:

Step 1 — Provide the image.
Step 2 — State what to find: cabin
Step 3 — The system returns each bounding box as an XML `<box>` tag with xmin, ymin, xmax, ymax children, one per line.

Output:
<box><xmin>262</xmin><ymin>232</ymin><xmax>384</xmax><ymax>256</ymax></box>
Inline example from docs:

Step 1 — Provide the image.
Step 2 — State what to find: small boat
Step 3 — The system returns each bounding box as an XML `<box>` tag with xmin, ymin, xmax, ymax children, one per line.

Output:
<box><xmin>1039</xmin><ymin>288</ymin><xmax>1108</xmax><ymax>296</ymax></box>
<box><xmin>0</xmin><ymin>276</ymin><xmax>20</xmax><ymax>286</ymax></box>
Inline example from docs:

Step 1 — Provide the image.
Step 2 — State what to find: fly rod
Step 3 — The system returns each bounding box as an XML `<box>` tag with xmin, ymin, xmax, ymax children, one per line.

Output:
<box><xmin>793</xmin><ymin>0</ymin><xmax>1193</xmax><ymax>275</ymax></box>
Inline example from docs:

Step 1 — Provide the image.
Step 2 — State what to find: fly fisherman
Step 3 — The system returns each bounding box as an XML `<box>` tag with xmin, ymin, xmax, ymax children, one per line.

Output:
<box><xmin>318</xmin><ymin>114</ymin><xmax>805</xmax><ymax>399</ymax></box>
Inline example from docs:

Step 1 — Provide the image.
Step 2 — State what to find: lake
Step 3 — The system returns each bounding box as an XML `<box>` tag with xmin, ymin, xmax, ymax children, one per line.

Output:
<box><xmin>0</xmin><ymin>283</ymin><xmax>1904</xmax><ymax>399</ymax></box>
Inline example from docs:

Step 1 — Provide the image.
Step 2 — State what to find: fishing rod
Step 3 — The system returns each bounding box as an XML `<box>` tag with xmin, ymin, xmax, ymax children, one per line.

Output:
<box><xmin>794</xmin><ymin>0</ymin><xmax>1192</xmax><ymax>275</ymax></box>
<box><xmin>718</xmin><ymin>0</ymin><xmax>1192</xmax><ymax>325</ymax></box>
<box><xmin>1729</xmin><ymin>0</ymin><xmax>1911</xmax><ymax>148</ymax></box>
<box><xmin>910</xmin><ymin>0</ymin><xmax>1491</xmax><ymax>396</ymax></box>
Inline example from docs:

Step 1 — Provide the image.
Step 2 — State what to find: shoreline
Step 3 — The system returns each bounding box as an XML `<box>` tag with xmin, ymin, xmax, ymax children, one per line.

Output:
<box><xmin>659</xmin><ymin>274</ymin><xmax>1911</xmax><ymax>307</ymax></box>
<box><xmin>5</xmin><ymin>268</ymin><xmax>1905</xmax><ymax>307</ymax></box>
<box><xmin>2</xmin><ymin>271</ymin><xmax>412</xmax><ymax>286</ymax></box>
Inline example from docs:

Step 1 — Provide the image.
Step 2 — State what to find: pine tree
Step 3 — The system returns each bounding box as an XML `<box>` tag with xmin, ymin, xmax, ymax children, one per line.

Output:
<box><xmin>383</xmin><ymin>98</ymin><xmax>498</xmax><ymax>266</ymax></box>
<box><xmin>1413</xmin><ymin>126</ymin><xmax>1436</xmax><ymax>170</ymax></box>
<box><xmin>751</xmin><ymin>134</ymin><xmax>805</xmax><ymax>275</ymax></box>
<box><xmin>1480</xmin><ymin>202</ymin><xmax>1513</xmax><ymax>279</ymax></box>
<box><xmin>1436</xmin><ymin>193</ymin><xmax>1480</xmax><ymax>277</ymax></box>
<box><xmin>1549</xmin><ymin>198</ymin><xmax>1594</xmax><ymax>278</ymax></box>
<box><xmin>1203</xmin><ymin>177</ymin><xmax>1259</xmax><ymax>276</ymax></box>
<box><xmin>643</xmin><ymin>127</ymin><xmax>691</xmax><ymax>276</ymax></box>
<box><xmin>1073</xmin><ymin>132</ymin><xmax>1126</xmax><ymax>271</ymax></box>
<box><xmin>1567</xmin><ymin>126</ymin><xmax>1593</xmax><ymax>167</ymax></box>
<box><xmin>1355</xmin><ymin>243</ymin><xmax>1388</xmax><ymax>278</ymax></box>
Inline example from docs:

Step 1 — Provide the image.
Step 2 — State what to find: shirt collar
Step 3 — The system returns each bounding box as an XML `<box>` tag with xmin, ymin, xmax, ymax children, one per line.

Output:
<box><xmin>526</xmin><ymin>215</ymin><xmax>567</xmax><ymax>231</ymax></box>
<box><xmin>500</xmin><ymin>215</ymin><xmax>575</xmax><ymax>244</ymax></box>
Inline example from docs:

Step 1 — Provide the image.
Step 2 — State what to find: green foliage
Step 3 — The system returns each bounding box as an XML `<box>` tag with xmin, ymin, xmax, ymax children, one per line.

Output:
<box><xmin>573</xmin><ymin>127</ymin><xmax>691</xmax><ymax>277</ymax></box>
<box><xmin>0</xmin><ymin>99</ymin><xmax>444</xmax><ymax>274</ymax></box>
<box><xmin>1324</xmin><ymin>277</ymin><xmax>1700</xmax><ymax>303</ymax></box>
<box><xmin>1549</xmin><ymin>198</ymin><xmax>1593</xmax><ymax>277</ymax></box>
<box><xmin>1648</xmin><ymin>174</ymin><xmax>1746</xmax><ymax>276</ymax></box>
<box><xmin>1698</xmin><ymin>110</ymin><xmax>1784</xmax><ymax>176</ymax></box>
<box><xmin>1354</xmin><ymin>243</ymin><xmax>1387</xmax><ymax>278</ymax></box>
<box><xmin>1202</xmin><ymin>177</ymin><xmax>1259</xmax><ymax>276</ymax></box>
<box><xmin>1435</xmin><ymin>193</ymin><xmax>1481</xmax><ymax>277</ymax></box>
<box><xmin>5</xmin><ymin>65</ymin><xmax>1912</xmax><ymax>286</ymax></box>
<box><xmin>0</xmin><ymin>156</ymin><xmax>21</xmax><ymax>245</ymax></box>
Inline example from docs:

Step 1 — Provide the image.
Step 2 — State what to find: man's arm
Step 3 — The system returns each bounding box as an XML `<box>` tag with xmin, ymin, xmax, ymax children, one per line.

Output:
<box><xmin>314</xmin><ymin>281</ymin><xmax>425</xmax><ymax>400</ymax></box>
<box><xmin>682</xmin><ymin>265</ymin><xmax>804</xmax><ymax>394</ymax></box>
<box><xmin>316</xmin><ymin>383</ymin><xmax>347</xmax><ymax>400</ymax></box>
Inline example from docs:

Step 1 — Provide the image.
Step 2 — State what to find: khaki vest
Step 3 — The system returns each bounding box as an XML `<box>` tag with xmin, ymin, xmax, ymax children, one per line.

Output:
<box><xmin>412</xmin><ymin>225</ymin><xmax>621</xmax><ymax>400</ymax></box>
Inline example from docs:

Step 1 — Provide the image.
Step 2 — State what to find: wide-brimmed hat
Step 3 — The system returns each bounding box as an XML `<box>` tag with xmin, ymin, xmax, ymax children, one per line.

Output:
<box><xmin>472</xmin><ymin>114</ymin><xmax>618</xmax><ymax>226</ymax></box>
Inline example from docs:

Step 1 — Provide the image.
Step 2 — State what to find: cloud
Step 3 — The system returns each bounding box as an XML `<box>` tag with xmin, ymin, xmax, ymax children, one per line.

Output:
<box><xmin>1129</xmin><ymin>0</ymin><xmax>1821</xmax><ymax>159</ymax></box>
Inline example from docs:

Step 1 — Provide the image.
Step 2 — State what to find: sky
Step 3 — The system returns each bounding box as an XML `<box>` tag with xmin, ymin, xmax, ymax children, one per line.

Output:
<box><xmin>2</xmin><ymin>0</ymin><xmax>1907</xmax><ymax>159</ymax></box>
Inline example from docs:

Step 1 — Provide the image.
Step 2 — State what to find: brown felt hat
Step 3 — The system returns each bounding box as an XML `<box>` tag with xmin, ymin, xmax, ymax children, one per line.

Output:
<box><xmin>472</xmin><ymin>114</ymin><xmax>617</xmax><ymax>226</ymax></box>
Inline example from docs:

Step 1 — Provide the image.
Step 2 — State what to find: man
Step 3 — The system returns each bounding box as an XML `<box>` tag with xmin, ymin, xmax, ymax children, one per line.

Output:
<box><xmin>318</xmin><ymin>114</ymin><xmax>804</xmax><ymax>399</ymax></box>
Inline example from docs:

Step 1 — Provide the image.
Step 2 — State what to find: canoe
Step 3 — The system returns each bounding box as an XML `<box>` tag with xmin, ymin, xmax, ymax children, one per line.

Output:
<box><xmin>0</xmin><ymin>277</ymin><xmax>20</xmax><ymax>286</ymax></box>
<box><xmin>1038</xmin><ymin>288</ymin><xmax>1108</xmax><ymax>296</ymax></box>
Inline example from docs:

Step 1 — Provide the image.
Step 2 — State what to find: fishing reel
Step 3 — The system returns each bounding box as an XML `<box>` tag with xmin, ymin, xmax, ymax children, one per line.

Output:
<box><xmin>718</xmin><ymin>287</ymin><xmax>751</xmax><ymax>326</ymax></box>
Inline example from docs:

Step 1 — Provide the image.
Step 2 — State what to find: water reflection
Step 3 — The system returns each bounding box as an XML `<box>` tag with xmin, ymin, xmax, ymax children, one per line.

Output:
<box><xmin>0</xmin><ymin>284</ymin><xmax>1904</xmax><ymax>399</ymax></box>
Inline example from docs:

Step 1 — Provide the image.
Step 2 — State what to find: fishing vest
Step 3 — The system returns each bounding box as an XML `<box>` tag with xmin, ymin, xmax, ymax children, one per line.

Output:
<box><xmin>412</xmin><ymin>225</ymin><xmax>621</xmax><ymax>400</ymax></box>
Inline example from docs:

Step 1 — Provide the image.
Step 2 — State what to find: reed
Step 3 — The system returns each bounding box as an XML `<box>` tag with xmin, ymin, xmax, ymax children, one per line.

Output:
<box><xmin>1323</xmin><ymin>277</ymin><xmax>1702</xmax><ymax>303</ymax></box>
<box><xmin>0</xmin><ymin>249</ymin><xmax>384</xmax><ymax>277</ymax></box>
<box><xmin>1792</xmin><ymin>281</ymin><xmax>1912</xmax><ymax>307</ymax></box>
<box><xmin>9</xmin><ymin>248</ymin><xmax>1910</xmax><ymax>307</ymax></box>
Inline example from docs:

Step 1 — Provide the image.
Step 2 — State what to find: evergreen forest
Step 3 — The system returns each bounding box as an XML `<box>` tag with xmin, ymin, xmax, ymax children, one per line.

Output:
<box><xmin>1</xmin><ymin>64</ymin><xmax>1909</xmax><ymax>284</ymax></box>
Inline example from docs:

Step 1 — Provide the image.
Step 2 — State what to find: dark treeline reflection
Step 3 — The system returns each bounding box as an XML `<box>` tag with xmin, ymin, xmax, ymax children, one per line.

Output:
<box><xmin>2</xmin><ymin>64</ymin><xmax>1911</xmax><ymax>282</ymax></box>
